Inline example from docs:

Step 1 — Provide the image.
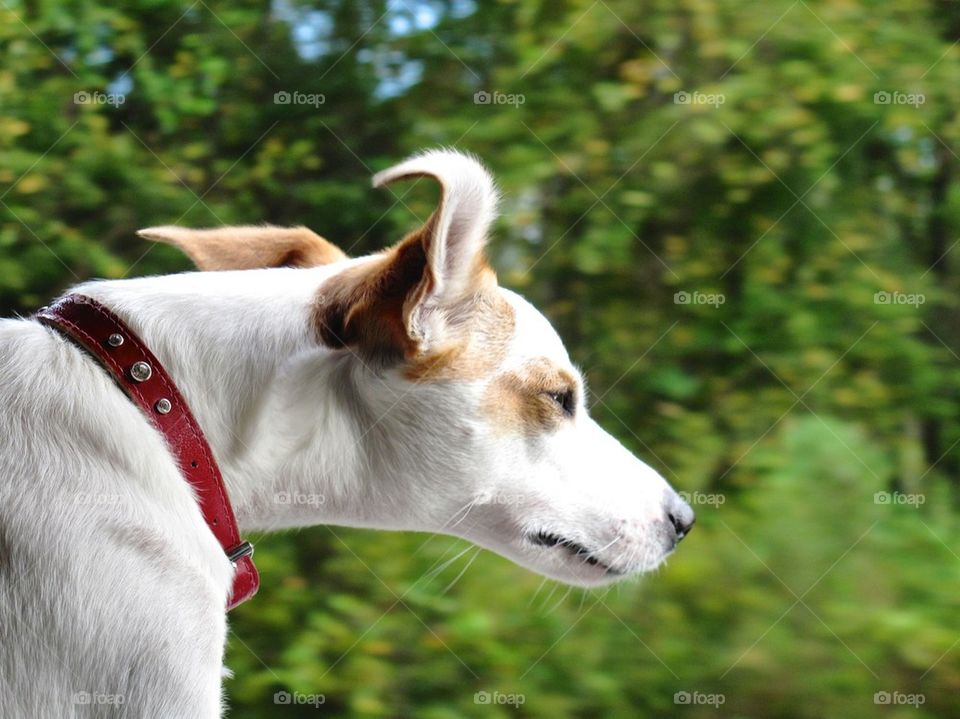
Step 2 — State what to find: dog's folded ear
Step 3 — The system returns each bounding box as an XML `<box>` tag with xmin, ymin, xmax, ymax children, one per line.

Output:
<box><xmin>315</xmin><ymin>149</ymin><xmax>500</xmax><ymax>359</ymax></box>
<box><xmin>137</xmin><ymin>225</ymin><xmax>348</xmax><ymax>270</ymax></box>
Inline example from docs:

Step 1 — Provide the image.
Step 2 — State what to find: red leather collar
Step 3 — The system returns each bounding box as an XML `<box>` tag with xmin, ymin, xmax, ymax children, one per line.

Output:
<box><xmin>37</xmin><ymin>294</ymin><xmax>259</xmax><ymax>610</ymax></box>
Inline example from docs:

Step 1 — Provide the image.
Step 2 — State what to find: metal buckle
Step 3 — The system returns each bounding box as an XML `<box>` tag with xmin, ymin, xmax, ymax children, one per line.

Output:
<box><xmin>226</xmin><ymin>541</ymin><xmax>254</xmax><ymax>564</ymax></box>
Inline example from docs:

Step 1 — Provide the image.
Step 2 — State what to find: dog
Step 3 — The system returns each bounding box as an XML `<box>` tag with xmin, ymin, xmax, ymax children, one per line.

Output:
<box><xmin>0</xmin><ymin>150</ymin><xmax>694</xmax><ymax>717</ymax></box>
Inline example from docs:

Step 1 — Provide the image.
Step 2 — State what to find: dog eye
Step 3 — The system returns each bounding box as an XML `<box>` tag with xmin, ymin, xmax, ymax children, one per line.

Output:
<box><xmin>547</xmin><ymin>389</ymin><xmax>575</xmax><ymax>417</ymax></box>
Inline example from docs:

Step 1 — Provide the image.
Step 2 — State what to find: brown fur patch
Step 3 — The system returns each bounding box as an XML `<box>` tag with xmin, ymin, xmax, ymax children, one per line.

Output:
<box><xmin>404</xmin><ymin>281</ymin><xmax>515</xmax><ymax>381</ymax></box>
<box><xmin>313</xmin><ymin>230</ymin><xmax>430</xmax><ymax>361</ymax></box>
<box><xmin>138</xmin><ymin>225</ymin><xmax>348</xmax><ymax>270</ymax></box>
<box><xmin>313</xmin><ymin>228</ymin><xmax>514</xmax><ymax>370</ymax></box>
<box><xmin>482</xmin><ymin>358</ymin><xmax>579</xmax><ymax>436</ymax></box>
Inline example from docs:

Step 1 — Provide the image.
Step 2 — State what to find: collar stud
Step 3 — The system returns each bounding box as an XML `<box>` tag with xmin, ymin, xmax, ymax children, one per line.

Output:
<box><xmin>130</xmin><ymin>361</ymin><xmax>152</xmax><ymax>382</ymax></box>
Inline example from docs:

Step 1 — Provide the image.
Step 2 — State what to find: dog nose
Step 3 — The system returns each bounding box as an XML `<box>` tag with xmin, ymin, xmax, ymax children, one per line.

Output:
<box><xmin>665</xmin><ymin>494</ymin><xmax>695</xmax><ymax>541</ymax></box>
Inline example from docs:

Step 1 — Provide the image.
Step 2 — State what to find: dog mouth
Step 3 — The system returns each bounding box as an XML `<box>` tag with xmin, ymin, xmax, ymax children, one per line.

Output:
<box><xmin>530</xmin><ymin>530</ymin><xmax>624</xmax><ymax>576</ymax></box>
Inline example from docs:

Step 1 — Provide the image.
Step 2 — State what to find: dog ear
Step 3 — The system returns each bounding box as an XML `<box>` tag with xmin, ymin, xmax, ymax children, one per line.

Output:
<box><xmin>372</xmin><ymin>150</ymin><xmax>499</xmax><ymax>326</ymax></box>
<box><xmin>315</xmin><ymin>150</ymin><xmax>499</xmax><ymax>359</ymax></box>
<box><xmin>137</xmin><ymin>225</ymin><xmax>348</xmax><ymax>270</ymax></box>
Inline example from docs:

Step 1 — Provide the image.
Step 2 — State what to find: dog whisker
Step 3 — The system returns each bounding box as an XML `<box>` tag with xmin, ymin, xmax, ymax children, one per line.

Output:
<box><xmin>441</xmin><ymin>546</ymin><xmax>483</xmax><ymax>594</ymax></box>
<box><xmin>528</xmin><ymin>577</ymin><xmax>551</xmax><ymax>608</ymax></box>
<box><xmin>546</xmin><ymin>585</ymin><xmax>574</xmax><ymax>614</ymax></box>
<box><xmin>447</xmin><ymin>498</ymin><xmax>485</xmax><ymax>531</ymax></box>
<box><xmin>444</xmin><ymin>499</ymin><xmax>480</xmax><ymax>530</ymax></box>
<box><xmin>538</xmin><ymin>581</ymin><xmax>562</xmax><ymax>613</ymax></box>
<box><xmin>421</xmin><ymin>544</ymin><xmax>474</xmax><ymax>584</ymax></box>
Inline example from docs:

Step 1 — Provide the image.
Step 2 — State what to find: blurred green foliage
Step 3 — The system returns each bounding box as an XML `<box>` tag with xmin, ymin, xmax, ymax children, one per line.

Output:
<box><xmin>2</xmin><ymin>0</ymin><xmax>959</xmax><ymax>716</ymax></box>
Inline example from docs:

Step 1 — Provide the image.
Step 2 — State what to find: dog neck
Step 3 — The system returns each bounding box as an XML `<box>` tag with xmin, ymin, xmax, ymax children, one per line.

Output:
<box><xmin>74</xmin><ymin>263</ymin><xmax>418</xmax><ymax>535</ymax></box>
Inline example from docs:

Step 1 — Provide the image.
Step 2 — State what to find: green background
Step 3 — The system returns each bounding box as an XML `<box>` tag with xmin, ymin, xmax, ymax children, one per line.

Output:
<box><xmin>2</xmin><ymin>1</ymin><xmax>958</xmax><ymax>716</ymax></box>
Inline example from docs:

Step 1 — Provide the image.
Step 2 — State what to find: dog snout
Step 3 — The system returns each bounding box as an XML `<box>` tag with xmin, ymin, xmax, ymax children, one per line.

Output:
<box><xmin>665</xmin><ymin>493</ymin><xmax>695</xmax><ymax>542</ymax></box>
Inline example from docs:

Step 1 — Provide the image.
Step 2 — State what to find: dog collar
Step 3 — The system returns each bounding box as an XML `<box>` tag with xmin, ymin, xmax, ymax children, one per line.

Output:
<box><xmin>36</xmin><ymin>294</ymin><xmax>259</xmax><ymax>610</ymax></box>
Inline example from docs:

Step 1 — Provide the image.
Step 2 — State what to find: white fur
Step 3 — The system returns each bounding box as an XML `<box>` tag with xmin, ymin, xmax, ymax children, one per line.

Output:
<box><xmin>0</xmin><ymin>150</ymin><xmax>692</xmax><ymax>717</ymax></box>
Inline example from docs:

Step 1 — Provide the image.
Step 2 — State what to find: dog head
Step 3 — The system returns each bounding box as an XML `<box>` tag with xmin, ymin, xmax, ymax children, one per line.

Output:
<box><xmin>141</xmin><ymin>150</ymin><xmax>693</xmax><ymax>586</ymax></box>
